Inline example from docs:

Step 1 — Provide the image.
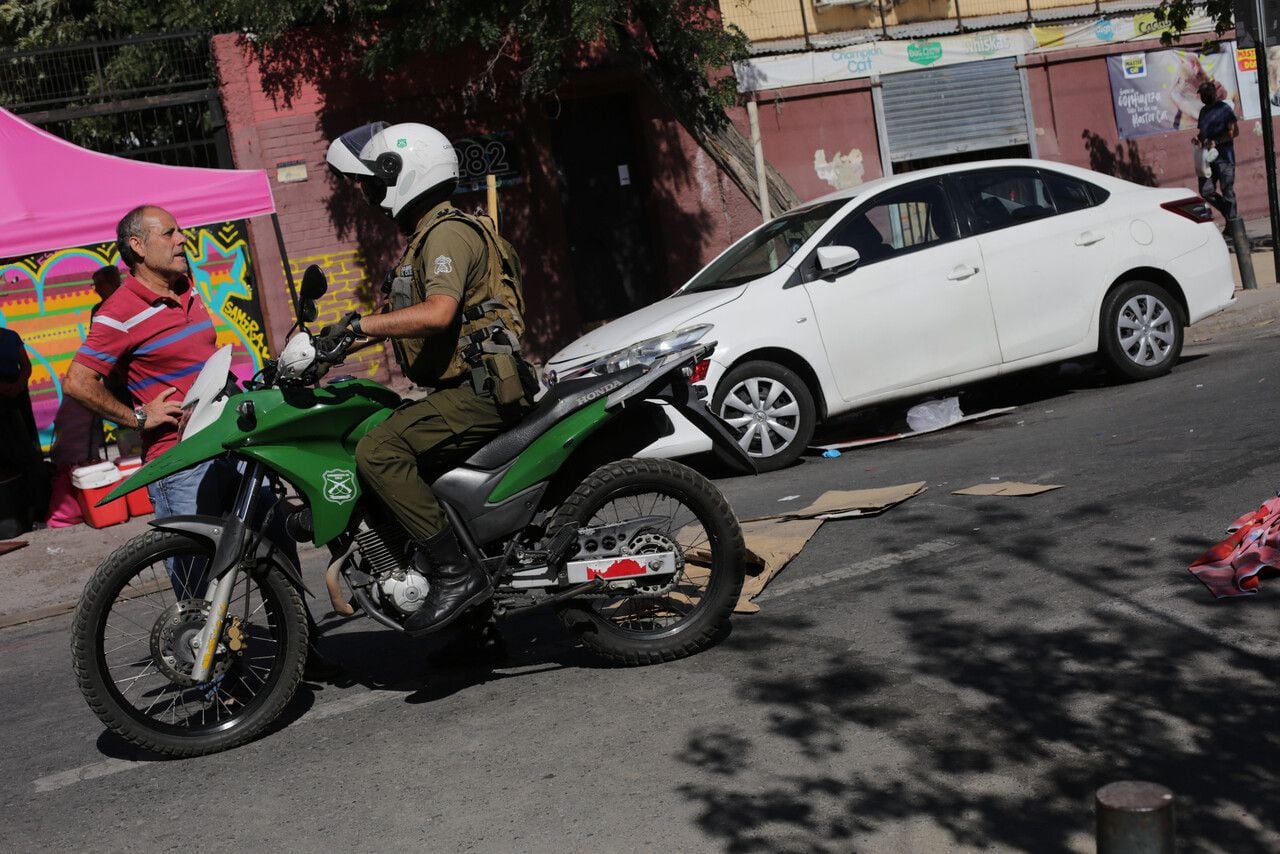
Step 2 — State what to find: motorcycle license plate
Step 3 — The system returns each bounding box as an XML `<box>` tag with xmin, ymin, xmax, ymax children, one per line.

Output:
<box><xmin>565</xmin><ymin>551</ymin><xmax>678</xmax><ymax>585</ymax></box>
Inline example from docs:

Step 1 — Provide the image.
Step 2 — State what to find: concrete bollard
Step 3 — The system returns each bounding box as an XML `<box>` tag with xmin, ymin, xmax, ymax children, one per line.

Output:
<box><xmin>1228</xmin><ymin>217</ymin><xmax>1257</xmax><ymax>290</ymax></box>
<box><xmin>1095</xmin><ymin>781</ymin><xmax>1175</xmax><ymax>853</ymax></box>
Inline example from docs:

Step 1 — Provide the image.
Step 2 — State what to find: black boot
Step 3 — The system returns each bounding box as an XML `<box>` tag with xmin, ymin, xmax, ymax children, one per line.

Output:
<box><xmin>403</xmin><ymin>527</ymin><xmax>492</xmax><ymax>635</ymax></box>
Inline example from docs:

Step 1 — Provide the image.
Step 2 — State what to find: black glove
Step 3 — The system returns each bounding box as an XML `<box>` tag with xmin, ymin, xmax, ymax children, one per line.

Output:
<box><xmin>314</xmin><ymin>311</ymin><xmax>361</xmax><ymax>361</ymax></box>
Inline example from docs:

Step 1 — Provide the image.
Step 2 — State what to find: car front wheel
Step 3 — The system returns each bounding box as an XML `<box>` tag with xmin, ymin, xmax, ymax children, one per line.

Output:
<box><xmin>713</xmin><ymin>360</ymin><xmax>816</xmax><ymax>472</ymax></box>
<box><xmin>1099</xmin><ymin>280</ymin><xmax>1184</xmax><ymax>381</ymax></box>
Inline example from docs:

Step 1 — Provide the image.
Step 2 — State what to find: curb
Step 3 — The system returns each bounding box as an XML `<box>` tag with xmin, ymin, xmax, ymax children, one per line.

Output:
<box><xmin>1188</xmin><ymin>289</ymin><xmax>1280</xmax><ymax>342</ymax></box>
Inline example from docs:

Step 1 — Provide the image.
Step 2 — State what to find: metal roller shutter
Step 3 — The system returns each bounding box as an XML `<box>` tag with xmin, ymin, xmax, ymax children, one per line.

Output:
<box><xmin>881</xmin><ymin>58</ymin><xmax>1029</xmax><ymax>163</ymax></box>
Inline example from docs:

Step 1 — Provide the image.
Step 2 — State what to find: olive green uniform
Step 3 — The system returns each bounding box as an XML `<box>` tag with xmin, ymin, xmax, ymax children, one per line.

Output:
<box><xmin>355</xmin><ymin>202</ymin><xmax>529</xmax><ymax>541</ymax></box>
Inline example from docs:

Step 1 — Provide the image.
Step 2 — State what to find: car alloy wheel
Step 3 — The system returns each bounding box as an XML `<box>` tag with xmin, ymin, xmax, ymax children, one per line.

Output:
<box><xmin>1099</xmin><ymin>279</ymin><xmax>1184</xmax><ymax>382</ymax></box>
<box><xmin>718</xmin><ymin>377</ymin><xmax>801</xmax><ymax>458</ymax></box>
<box><xmin>1116</xmin><ymin>293</ymin><xmax>1177</xmax><ymax>367</ymax></box>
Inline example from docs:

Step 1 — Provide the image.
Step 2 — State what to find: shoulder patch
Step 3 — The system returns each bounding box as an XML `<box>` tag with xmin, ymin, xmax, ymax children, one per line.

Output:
<box><xmin>433</xmin><ymin>255</ymin><xmax>454</xmax><ymax>275</ymax></box>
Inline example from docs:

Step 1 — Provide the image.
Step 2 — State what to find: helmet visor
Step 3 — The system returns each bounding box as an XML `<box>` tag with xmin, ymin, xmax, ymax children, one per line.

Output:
<box><xmin>336</xmin><ymin>121</ymin><xmax>388</xmax><ymax>164</ymax></box>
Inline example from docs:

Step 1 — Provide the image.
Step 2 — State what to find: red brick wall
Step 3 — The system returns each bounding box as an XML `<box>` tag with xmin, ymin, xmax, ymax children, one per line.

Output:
<box><xmin>735</xmin><ymin>79</ymin><xmax>883</xmax><ymax>203</ymax></box>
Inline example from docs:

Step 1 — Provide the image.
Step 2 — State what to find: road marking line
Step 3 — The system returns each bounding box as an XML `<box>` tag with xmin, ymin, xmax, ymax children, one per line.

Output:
<box><xmin>762</xmin><ymin>538</ymin><xmax>959</xmax><ymax>600</ymax></box>
<box><xmin>35</xmin><ymin>758</ymin><xmax>145</xmax><ymax>793</ymax></box>
<box><xmin>34</xmin><ymin>688</ymin><xmax>400</xmax><ymax>794</ymax></box>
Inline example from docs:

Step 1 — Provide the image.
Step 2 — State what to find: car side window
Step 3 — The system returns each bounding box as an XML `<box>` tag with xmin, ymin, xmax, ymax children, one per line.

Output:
<box><xmin>817</xmin><ymin>181</ymin><xmax>958</xmax><ymax>270</ymax></box>
<box><xmin>954</xmin><ymin>169</ymin><xmax>1054</xmax><ymax>234</ymax></box>
<box><xmin>1042</xmin><ymin>171</ymin><xmax>1106</xmax><ymax>214</ymax></box>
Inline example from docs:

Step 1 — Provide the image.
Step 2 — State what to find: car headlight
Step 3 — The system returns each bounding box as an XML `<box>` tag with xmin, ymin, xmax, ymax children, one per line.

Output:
<box><xmin>589</xmin><ymin>324</ymin><xmax>713</xmax><ymax>375</ymax></box>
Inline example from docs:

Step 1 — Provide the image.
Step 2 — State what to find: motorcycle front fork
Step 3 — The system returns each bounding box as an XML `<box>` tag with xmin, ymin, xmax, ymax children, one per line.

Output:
<box><xmin>188</xmin><ymin>461</ymin><xmax>267</xmax><ymax>684</ymax></box>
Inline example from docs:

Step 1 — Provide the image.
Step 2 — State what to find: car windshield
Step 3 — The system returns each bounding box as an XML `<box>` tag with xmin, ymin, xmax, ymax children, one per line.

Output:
<box><xmin>680</xmin><ymin>200</ymin><xmax>846</xmax><ymax>293</ymax></box>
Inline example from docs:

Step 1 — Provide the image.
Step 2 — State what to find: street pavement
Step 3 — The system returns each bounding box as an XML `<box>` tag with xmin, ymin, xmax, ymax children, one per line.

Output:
<box><xmin>4</xmin><ymin>305</ymin><xmax>1280</xmax><ymax>851</ymax></box>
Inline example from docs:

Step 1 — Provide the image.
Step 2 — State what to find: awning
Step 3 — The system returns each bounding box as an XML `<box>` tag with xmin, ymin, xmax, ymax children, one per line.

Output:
<box><xmin>0</xmin><ymin>107</ymin><xmax>275</xmax><ymax>259</ymax></box>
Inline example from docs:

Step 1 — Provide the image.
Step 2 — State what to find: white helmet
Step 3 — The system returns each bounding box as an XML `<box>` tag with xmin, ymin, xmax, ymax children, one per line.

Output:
<box><xmin>326</xmin><ymin>121</ymin><xmax>459</xmax><ymax>219</ymax></box>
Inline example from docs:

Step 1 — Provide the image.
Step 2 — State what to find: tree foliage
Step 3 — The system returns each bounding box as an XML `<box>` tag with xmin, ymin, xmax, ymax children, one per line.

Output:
<box><xmin>1156</xmin><ymin>0</ymin><xmax>1235</xmax><ymax>46</ymax></box>
<box><xmin>2</xmin><ymin>1</ymin><xmax>799</xmax><ymax>212</ymax></box>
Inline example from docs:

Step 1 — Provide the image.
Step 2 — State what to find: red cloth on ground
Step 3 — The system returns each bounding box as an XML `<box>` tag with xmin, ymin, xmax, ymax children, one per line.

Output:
<box><xmin>1188</xmin><ymin>496</ymin><xmax>1280</xmax><ymax>597</ymax></box>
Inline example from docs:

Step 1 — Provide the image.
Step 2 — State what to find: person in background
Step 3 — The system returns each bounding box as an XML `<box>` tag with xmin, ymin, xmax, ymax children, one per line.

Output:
<box><xmin>90</xmin><ymin>265</ymin><xmax>121</xmax><ymax>313</ymax></box>
<box><xmin>0</xmin><ymin>326</ymin><xmax>48</xmax><ymax>533</ymax></box>
<box><xmin>1193</xmin><ymin>80</ymin><xmax>1238</xmax><ymax>230</ymax></box>
<box><xmin>87</xmin><ymin>263</ymin><xmax>141</xmax><ymax>456</ymax></box>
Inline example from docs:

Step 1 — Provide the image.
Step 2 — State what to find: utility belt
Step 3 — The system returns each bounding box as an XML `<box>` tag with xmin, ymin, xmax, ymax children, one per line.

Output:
<box><xmin>458</xmin><ymin>301</ymin><xmax>539</xmax><ymax>406</ymax></box>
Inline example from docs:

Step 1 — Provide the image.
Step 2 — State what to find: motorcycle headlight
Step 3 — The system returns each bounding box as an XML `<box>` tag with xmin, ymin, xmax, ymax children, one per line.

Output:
<box><xmin>590</xmin><ymin>324</ymin><xmax>713</xmax><ymax>375</ymax></box>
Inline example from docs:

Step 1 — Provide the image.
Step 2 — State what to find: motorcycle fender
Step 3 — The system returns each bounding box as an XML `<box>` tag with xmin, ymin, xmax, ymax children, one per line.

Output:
<box><xmin>148</xmin><ymin>514</ymin><xmax>311</xmax><ymax>596</ymax></box>
<box><xmin>660</xmin><ymin>382</ymin><xmax>758</xmax><ymax>476</ymax></box>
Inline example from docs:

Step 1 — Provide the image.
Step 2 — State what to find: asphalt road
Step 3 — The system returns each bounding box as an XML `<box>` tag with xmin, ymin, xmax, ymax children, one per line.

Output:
<box><xmin>5</xmin><ymin>325</ymin><xmax>1280</xmax><ymax>853</ymax></box>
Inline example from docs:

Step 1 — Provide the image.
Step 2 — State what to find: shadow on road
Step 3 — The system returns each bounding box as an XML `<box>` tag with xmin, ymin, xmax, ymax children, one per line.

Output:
<box><xmin>672</xmin><ymin>490</ymin><xmax>1280</xmax><ymax>852</ymax></box>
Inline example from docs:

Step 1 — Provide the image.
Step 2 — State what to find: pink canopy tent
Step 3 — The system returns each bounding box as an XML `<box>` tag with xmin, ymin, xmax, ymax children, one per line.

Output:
<box><xmin>0</xmin><ymin>106</ymin><xmax>276</xmax><ymax>258</ymax></box>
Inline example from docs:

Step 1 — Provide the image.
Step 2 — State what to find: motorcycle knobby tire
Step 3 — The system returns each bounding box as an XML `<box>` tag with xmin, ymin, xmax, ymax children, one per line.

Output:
<box><xmin>71</xmin><ymin>529</ymin><xmax>309</xmax><ymax>758</ymax></box>
<box><xmin>551</xmin><ymin>458</ymin><xmax>746</xmax><ymax>666</ymax></box>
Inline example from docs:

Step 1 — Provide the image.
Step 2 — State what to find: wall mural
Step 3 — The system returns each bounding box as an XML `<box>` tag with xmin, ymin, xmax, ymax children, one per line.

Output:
<box><xmin>0</xmin><ymin>220</ymin><xmax>270</xmax><ymax>449</ymax></box>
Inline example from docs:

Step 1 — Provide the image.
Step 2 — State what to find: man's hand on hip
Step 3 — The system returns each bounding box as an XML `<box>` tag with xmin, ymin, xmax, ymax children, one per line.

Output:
<box><xmin>141</xmin><ymin>387</ymin><xmax>183</xmax><ymax>433</ymax></box>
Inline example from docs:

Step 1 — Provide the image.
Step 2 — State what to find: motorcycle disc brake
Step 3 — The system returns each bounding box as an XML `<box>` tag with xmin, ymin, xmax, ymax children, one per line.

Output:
<box><xmin>149</xmin><ymin>599</ymin><xmax>233</xmax><ymax>687</ymax></box>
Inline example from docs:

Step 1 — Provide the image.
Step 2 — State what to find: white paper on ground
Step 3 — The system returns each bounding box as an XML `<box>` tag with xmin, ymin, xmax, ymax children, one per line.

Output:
<box><xmin>813</xmin><ymin>407</ymin><xmax>1016</xmax><ymax>451</ymax></box>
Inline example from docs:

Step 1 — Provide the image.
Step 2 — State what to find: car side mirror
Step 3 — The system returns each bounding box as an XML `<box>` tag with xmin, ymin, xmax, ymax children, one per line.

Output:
<box><xmin>817</xmin><ymin>245</ymin><xmax>860</xmax><ymax>278</ymax></box>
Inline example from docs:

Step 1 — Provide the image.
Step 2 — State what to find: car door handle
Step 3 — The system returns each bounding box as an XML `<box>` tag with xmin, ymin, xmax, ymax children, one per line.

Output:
<box><xmin>1075</xmin><ymin>231</ymin><xmax>1106</xmax><ymax>246</ymax></box>
<box><xmin>946</xmin><ymin>264</ymin><xmax>980</xmax><ymax>281</ymax></box>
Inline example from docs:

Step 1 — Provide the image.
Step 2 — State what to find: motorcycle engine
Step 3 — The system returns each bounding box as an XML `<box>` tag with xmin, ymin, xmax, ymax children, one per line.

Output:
<box><xmin>379</xmin><ymin>570</ymin><xmax>430</xmax><ymax>615</ymax></box>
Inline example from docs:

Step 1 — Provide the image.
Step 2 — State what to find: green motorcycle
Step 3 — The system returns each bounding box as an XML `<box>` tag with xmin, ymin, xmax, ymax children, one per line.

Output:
<box><xmin>71</xmin><ymin>266</ymin><xmax>754</xmax><ymax>757</ymax></box>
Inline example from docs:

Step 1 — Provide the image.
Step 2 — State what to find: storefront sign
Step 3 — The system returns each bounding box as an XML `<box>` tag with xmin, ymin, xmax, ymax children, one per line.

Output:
<box><xmin>736</xmin><ymin>12</ymin><xmax>1221</xmax><ymax>92</ymax></box>
<box><xmin>1106</xmin><ymin>47</ymin><xmax>1240</xmax><ymax>138</ymax></box>
<box><xmin>1235</xmin><ymin>42</ymin><xmax>1280</xmax><ymax>118</ymax></box>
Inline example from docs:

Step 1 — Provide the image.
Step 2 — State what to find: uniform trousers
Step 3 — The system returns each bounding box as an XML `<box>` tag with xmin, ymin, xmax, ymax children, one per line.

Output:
<box><xmin>356</xmin><ymin>385</ymin><xmax>525</xmax><ymax>541</ymax></box>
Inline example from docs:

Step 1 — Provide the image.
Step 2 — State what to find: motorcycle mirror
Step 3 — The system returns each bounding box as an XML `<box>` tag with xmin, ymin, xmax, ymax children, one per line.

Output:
<box><xmin>299</xmin><ymin>299</ymin><xmax>319</xmax><ymax>323</ymax></box>
<box><xmin>300</xmin><ymin>265</ymin><xmax>328</xmax><ymax>300</ymax></box>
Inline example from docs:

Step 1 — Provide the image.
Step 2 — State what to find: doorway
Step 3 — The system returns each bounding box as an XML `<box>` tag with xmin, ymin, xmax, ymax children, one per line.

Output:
<box><xmin>549</xmin><ymin>94</ymin><xmax>658</xmax><ymax>324</ymax></box>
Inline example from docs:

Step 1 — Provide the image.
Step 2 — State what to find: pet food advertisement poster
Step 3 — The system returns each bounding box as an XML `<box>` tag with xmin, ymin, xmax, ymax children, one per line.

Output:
<box><xmin>1107</xmin><ymin>48</ymin><xmax>1241</xmax><ymax>139</ymax></box>
<box><xmin>1235</xmin><ymin>43</ymin><xmax>1280</xmax><ymax>119</ymax></box>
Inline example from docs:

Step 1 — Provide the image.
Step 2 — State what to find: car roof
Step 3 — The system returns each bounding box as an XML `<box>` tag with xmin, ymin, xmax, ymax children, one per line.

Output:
<box><xmin>805</xmin><ymin>158</ymin><xmax>1127</xmax><ymax>207</ymax></box>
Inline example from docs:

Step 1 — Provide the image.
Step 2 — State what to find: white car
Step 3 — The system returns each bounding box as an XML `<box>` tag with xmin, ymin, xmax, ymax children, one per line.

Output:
<box><xmin>546</xmin><ymin>159</ymin><xmax>1236</xmax><ymax>471</ymax></box>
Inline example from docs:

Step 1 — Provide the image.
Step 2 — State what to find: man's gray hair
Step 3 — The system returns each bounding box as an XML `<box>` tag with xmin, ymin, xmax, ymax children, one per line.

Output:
<box><xmin>116</xmin><ymin>205</ymin><xmax>153</xmax><ymax>271</ymax></box>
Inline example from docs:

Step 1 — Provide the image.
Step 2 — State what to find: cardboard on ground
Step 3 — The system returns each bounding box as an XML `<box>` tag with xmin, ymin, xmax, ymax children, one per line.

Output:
<box><xmin>812</xmin><ymin>407</ymin><xmax>1016</xmax><ymax>451</ymax></box>
<box><xmin>952</xmin><ymin>481</ymin><xmax>1062</xmax><ymax>497</ymax></box>
<box><xmin>719</xmin><ymin>482</ymin><xmax>926</xmax><ymax>612</ymax></box>
<box><xmin>746</xmin><ymin>482</ymin><xmax>927</xmax><ymax>522</ymax></box>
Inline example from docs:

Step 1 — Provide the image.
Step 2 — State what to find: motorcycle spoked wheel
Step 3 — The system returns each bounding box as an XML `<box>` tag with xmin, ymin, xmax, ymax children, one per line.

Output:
<box><xmin>71</xmin><ymin>529</ymin><xmax>308</xmax><ymax>757</ymax></box>
<box><xmin>551</xmin><ymin>458</ymin><xmax>746</xmax><ymax>665</ymax></box>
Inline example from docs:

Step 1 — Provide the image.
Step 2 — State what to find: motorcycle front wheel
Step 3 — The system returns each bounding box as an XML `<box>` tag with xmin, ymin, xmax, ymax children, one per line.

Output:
<box><xmin>551</xmin><ymin>458</ymin><xmax>746</xmax><ymax>665</ymax></box>
<box><xmin>71</xmin><ymin>529</ymin><xmax>308</xmax><ymax>757</ymax></box>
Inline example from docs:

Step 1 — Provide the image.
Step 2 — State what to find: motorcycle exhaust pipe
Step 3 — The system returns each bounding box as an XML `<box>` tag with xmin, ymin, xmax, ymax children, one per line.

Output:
<box><xmin>325</xmin><ymin>542</ymin><xmax>359</xmax><ymax>617</ymax></box>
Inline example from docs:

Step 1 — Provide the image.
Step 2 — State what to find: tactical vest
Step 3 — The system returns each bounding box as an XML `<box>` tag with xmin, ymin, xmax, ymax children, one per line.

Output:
<box><xmin>385</xmin><ymin>208</ymin><xmax>526</xmax><ymax>386</ymax></box>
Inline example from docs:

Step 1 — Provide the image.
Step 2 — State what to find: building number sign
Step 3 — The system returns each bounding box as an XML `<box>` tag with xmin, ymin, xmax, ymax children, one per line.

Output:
<box><xmin>453</xmin><ymin>131</ymin><xmax>522</xmax><ymax>194</ymax></box>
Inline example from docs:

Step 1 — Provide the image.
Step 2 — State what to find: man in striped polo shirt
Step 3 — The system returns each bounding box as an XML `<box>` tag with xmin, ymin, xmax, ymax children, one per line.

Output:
<box><xmin>65</xmin><ymin>206</ymin><xmax>213</xmax><ymax>495</ymax></box>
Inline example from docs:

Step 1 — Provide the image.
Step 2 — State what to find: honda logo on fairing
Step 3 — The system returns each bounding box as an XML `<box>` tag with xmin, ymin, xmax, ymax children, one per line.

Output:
<box><xmin>575</xmin><ymin>380</ymin><xmax>622</xmax><ymax>406</ymax></box>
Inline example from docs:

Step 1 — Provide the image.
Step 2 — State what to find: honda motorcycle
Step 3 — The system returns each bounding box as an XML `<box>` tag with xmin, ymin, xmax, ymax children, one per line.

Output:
<box><xmin>71</xmin><ymin>266</ymin><xmax>753</xmax><ymax>757</ymax></box>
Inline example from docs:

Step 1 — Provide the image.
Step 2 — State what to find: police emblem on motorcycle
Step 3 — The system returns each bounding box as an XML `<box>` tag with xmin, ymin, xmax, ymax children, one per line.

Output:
<box><xmin>322</xmin><ymin>469</ymin><xmax>357</xmax><ymax>504</ymax></box>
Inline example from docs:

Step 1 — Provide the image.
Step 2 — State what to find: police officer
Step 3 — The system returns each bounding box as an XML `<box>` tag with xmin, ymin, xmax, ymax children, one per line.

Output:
<box><xmin>324</xmin><ymin>122</ymin><xmax>533</xmax><ymax>635</ymax></box>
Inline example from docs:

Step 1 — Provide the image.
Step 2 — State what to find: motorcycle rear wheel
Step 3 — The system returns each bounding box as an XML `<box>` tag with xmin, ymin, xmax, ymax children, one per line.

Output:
<box><xmin>551</xmin><ymin>458</ymin><xmax>746</xmax><ymax>665</ymax></box>
<box><xmin>71</xmin><ymin>529</ymin><xmax>308</xmax><ymax>757</ymax></box>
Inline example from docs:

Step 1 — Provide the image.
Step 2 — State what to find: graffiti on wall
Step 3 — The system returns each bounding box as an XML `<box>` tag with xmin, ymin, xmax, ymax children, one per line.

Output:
<box><xmin>289</xmin><ymin>249</ymin><xmax>385</xmax><ymax>381</ymax></box>
<box><xmin>0</xmin><ymin>220</ymin><xmax>271</xmax><ymax>448</ymax></box>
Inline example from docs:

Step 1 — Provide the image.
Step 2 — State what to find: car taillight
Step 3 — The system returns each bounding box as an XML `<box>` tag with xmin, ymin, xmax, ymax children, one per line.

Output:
<box><xmin>689</xmin><ymin>359</ymin><xmax>710</xmax><ymax>384</ymax></box>
<box><xmin>1161</xmin><ymin>197</ymin><xmax>1215</xmax><ymax>223</ymax></box>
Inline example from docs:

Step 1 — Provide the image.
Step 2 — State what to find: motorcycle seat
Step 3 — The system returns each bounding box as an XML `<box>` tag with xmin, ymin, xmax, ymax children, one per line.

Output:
<box><xmin>466</xmin><ymin>366</ymin><xmax>646</xmax><ymax>470</ymax></box>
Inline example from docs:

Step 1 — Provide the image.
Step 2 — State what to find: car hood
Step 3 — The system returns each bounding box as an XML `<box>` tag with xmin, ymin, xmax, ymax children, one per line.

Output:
<box><xmin>547</xmin><ymin>286</ymin><xmax>745</xmax><ymax>366</ymax></box>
